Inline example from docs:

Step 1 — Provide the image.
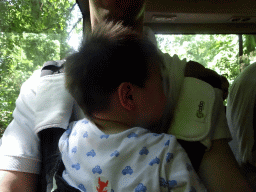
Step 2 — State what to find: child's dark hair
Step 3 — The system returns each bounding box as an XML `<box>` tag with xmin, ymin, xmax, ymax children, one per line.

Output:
<box><xmin>64</xmin><ymin>21</ymin><xmax>162</xmax><ymax>119</ymax></box>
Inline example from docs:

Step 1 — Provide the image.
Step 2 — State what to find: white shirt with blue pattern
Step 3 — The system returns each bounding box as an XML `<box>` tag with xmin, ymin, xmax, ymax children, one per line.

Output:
<box><xmin>59</xmin><ymin>119</ymin><xmax>207</xmax><ymax>192</ymax></box>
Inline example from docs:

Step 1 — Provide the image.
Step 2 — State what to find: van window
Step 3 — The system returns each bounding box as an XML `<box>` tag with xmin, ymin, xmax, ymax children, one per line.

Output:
<box><xmin>0</xmin><ymin>1</ymin><xmax>83</xmax><ymax>137</ymax></box>
<box><xmin>156</xmin><ymin>34</ymin><xmax>256</xmax><ymax>82</ymax></box>
<box><xmin>155</xmin><ymin>34</ymin><xmax>256</xmax><ymax>106</ymax></box>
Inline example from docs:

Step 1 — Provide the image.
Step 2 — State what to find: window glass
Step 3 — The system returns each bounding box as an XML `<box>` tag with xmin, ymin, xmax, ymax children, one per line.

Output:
<box><xmin>67</xmin><ymin>3</ymin><xmax>83</xmax><ymax>51</ymax></box>
<box><xmin>156</xmin><ymin>34</ymin><xmax>239</xmax><ymax>82</ymax></box>
<box><xmin>241</xmin><ymin>35</ymin><xmax>256</xmax><ymax>70</ymax></box>
<box><xmin>0</xmin><ymin>0</ymin><xmax>83</xmax><ymax>137</ymax></box>
<box><xmin>155</xmin><ymin>34</ymin><xmax>256</xmax><ymax>85</ymax></box>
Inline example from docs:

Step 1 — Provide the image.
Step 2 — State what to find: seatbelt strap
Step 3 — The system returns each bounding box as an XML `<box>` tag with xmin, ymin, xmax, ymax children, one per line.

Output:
<box><xmin>37</xmin><ymin>128</ymin><xmax>65</xmax><ymax>192</ymax></box>
<box><xmin>40</xmin><ymin>60</ymin><xmax>65</xmax><ymax>77</ymax></box>
<box><xmin>37</xmin><ymin>60</ymin><xmax>66</xmax><ymax>192</ymax></box>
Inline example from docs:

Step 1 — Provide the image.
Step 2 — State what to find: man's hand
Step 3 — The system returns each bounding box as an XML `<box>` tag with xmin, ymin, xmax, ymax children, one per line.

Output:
<box><xmin>89</xmin><ymin>0</ymin><xmax>146</xmax><ymax>32</ymax></box>
<box><xmin>185</xmin><ymin>61</ymin><xmax>222</xmax><ymax>89</ymax></box>
<box><xmin>185</xmin><ymin>61</ymin><xmax>229</xmax><ymax>100</ymax></box>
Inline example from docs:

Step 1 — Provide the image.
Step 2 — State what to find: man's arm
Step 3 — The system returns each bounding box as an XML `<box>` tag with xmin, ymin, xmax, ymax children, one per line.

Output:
<box><xmin>0</xmin><ymin>170</ymin><xmax>38</xmax><ymax>192</ymax></box>
<box><xmin>88</xmin><ymin>0</ymin><xmax>146</xmax><ymax>33</ymax></box>
<box><xmin>198</xmin><ymin>139</ymin><xmax>253</xmax><ymax>192</ymax></box>
<box><xmin>0</xmin><ymin>70</ymin><xmax>42</xmax><ymax>191</ymax></box>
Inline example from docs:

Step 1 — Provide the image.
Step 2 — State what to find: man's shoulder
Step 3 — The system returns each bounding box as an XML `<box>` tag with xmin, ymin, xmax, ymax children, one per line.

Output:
<box><xmin>20</xmin><ymin>69</ymin><xmax>41</xmax><ymax>92</ymax></box>
<box><xmin>27</xmin><ymin>69</ymin><xmax>41</xmax><ymax>81</ymax></box>
<box><xmin>21</xmin><ymin>58</ymin><xmax>66</xmax><ymax>92</ymax></box>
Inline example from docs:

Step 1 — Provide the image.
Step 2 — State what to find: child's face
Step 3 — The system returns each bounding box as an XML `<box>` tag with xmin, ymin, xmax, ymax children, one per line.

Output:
<box><xmin>135</xmin><ymin>61</ymin><xmax>167</xmax><ymax>128</ymax></box>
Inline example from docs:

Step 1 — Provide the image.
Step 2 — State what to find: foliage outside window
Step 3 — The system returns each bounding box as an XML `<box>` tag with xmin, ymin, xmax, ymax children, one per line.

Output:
<box><xmin>0</xmin><ymin>0</ymin><xmax>81</xmax><ymax>137</ymax></box>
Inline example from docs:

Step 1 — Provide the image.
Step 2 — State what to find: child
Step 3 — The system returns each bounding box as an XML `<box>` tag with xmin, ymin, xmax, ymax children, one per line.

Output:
<box><xmin>53</xmin><ymin>21</ymin><xmax>206</xmax><ymax>192</ymax></box>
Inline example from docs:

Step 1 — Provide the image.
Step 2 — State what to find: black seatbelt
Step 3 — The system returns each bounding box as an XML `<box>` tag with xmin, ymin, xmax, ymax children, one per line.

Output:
<box><xmin>37</xmin><ymin>60</ymin><xmax>66</xmax><ymax>192</ymax></box>
<box><xmin>37</xmin><ymin>128</ymin><xmax>65</xmax><ymax>192</ymax></box>
<box><xmin>40</xmin><ymin>60</ymin><xmax>65</xmax><ymax>77</ymax></box>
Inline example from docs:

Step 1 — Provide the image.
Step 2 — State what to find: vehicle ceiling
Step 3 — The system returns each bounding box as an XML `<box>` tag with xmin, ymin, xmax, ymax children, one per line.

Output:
<box><xmin>77</xmin><ymin>0</ymin><xmax>256</xmax><ymax>34</ymax></box>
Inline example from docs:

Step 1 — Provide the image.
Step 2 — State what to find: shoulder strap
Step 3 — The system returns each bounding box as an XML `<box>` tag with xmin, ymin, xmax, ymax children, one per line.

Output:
<box><xmin>37</xmin><ymin>128</ymin><xmax>65</xmax><ymax>192</ymax></box>
<box><xmin>37</xmin><ymin>60</ymin><xmax>66</xmax><ymax>192</ymax></box>
<box><xmin>40</xmin><ymin>60</ymin><xmax>65</xmax><ymax>77</ymax></box>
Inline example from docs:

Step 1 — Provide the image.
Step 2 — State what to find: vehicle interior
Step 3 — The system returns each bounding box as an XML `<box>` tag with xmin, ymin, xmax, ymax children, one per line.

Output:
<box><xmin>1</xmin><ymin>1</ymin><xmax>255</xmax><ymax>150</ymax></box>
<box><xmin>2</xmin><ymin>0</ymin><xmax>254</xmax><ymax>140</ymax></box>
<box><xmin>75</xmin><ymin>0</ymin><xmax>256</xmax><ymax>83</ymax></box>
<box><xmin>1</xmin><ymin>0</ymin><xmax>256</xmax><ymax>190</ymax></box>
<box><xmin>77</xmin><ymin>0</ymin><xmax>256</xmax><ymax>35</ymax></box>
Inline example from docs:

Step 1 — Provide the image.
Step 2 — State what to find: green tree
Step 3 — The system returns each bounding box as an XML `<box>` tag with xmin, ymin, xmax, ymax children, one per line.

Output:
<box><xmin>0</xmin><ymin>0</ymin><xmax>76</xmax><ymax>137</ymax></box>
<box><xmin>243</xmin><ymin>35</ymin><xmax>256</xmax><ymax>55</ymax></box>
<box><xmin>156</xmin><ymin>34</ymin><xmax>238</xmax><ymax>68</ymax></box>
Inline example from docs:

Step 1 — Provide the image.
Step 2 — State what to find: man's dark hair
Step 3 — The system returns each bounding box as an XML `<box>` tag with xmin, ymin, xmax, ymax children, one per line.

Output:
<box><xmin>64</xmin><ymin>21</ymin><xmax>162</xmax><ymax>119</ymax></box>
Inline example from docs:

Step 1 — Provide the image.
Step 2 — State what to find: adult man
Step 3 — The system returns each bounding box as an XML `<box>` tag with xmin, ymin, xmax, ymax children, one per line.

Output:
<box><xmin>0</xmin><ymin>0</ymin><xmax>252</xmax><ymax>191</ymax></box>
<box><xmin>227</xmin><ymin>62</ymin><xmax>256</xmax><ymax>190</ymax></box>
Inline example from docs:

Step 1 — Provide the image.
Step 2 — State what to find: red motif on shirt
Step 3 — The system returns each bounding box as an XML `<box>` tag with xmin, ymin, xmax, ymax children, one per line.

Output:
<box><xmin>96</xmin><ymin>177</ymin><xmax>109</xmax><ymax>192</ymax></box>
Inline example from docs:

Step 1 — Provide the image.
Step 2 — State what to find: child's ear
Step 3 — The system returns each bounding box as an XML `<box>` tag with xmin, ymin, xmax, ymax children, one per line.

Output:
<box><xmin>117</xmin><ymin>82</ymin><xmax>135</xmax><ymax>111</ymax></box>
